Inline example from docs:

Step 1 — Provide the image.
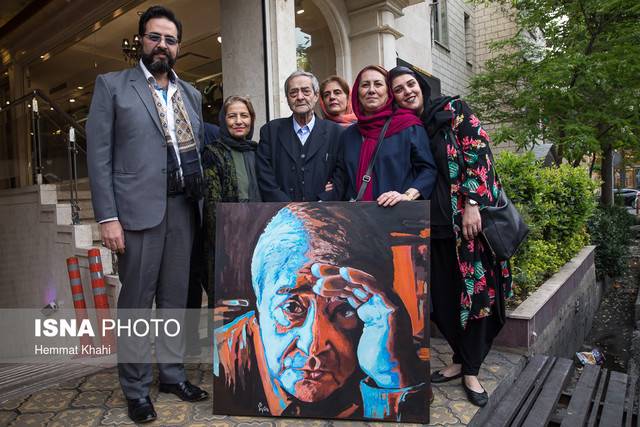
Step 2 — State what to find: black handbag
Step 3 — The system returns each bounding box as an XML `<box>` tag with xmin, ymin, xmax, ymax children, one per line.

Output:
<box><xmin>447</xmin><ymin>128</ymin><xmax>529</xmax><ymax>261</ymax></box>
<box><xmin>480</xmin><ymin>189</ymin><xmax>529</xmax><ymax>261</ymax></box>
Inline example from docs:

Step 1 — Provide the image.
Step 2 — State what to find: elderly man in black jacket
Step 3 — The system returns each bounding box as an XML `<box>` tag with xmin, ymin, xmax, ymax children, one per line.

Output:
<box><xmin>257</xmin><ymin>70</ymin><xmax>343</xmax><ymax>202</ymax></box>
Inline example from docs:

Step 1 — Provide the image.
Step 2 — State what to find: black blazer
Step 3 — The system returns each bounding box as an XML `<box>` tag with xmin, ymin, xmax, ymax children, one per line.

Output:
<box><xmin>256</xmin><ymin>115</ymin><xmax>343</xmax><ymax>202</ymax></box>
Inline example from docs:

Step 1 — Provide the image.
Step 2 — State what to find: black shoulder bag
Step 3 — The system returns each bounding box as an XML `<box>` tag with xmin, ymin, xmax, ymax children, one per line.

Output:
<box><xmin>354</xmin><ymin>116</ymin><xmax>393</xmax><ymax>201</ymax></box>
<box><xmin>448</xmin><ymin>128</ymin><xmax>529</xmax><ymax>261</ymax></box>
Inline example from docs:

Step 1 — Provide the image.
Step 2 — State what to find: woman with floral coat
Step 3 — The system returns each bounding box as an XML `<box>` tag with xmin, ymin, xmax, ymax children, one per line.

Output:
<box><xmin>388</xmin><ymin>66</ymin><xmax>512</xmax><ymax>407</ymax></box>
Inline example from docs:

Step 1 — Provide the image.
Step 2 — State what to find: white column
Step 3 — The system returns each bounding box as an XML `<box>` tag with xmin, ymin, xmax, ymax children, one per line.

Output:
<box><xmin>265</xmin><ymin>0</ymin><xmax>297</xmax><ymax>119</ymax></box>
<box><xmin>220</xmin><ymin>0</ymin><xmax>268</xmax><ymax>129</ymax></box>
<box><xmin>347</xmin><ymin>1</ymin><xmax>408</xmax><ymax>73</ymax></box>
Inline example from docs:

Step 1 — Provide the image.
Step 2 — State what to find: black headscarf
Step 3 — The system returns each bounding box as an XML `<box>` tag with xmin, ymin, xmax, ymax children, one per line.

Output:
<box><xmin>387</xmin><ymin>65</ymin><xmax>457</xmax><ymax>138</ymax></box>
<box><xmin>204</xmin><ymin>102</ymin><xmax>261</xmax><ymax>202</ymax></box>
<box><xmin>217</xmin><ymin>106</ymin><xmax>258</xmax><ymax>152</ymax></box>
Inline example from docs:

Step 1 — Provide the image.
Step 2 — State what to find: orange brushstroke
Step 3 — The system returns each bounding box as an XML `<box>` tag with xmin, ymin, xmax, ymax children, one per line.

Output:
<box><xmin>418</xmin><ymin>347</ymin><xmax>431</xmax><ymax>361</ymax></box>
<box><xmin>391</xmin><ymin>245</ymin><xmax>421</xmax><ymax>335</ymax></box>
<box><xmin>215</xmin><ymin>312</ymin><xmax>253</xmax><ymax>392</ymax></box>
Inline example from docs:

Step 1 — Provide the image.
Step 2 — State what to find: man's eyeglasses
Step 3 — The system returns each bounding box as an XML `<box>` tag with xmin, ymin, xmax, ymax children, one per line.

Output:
<box><xmin>144</xmin><ymin>33</ymin><xmax>179</xmax><ymax>46</ymax></box>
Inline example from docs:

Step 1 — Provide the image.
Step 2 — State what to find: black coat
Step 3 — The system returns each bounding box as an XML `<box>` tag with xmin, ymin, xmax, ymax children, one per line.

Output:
<box><xmin>256</xmin><ymin>115</ymin><xmax>343</xmax><ymax>202</ymax></box>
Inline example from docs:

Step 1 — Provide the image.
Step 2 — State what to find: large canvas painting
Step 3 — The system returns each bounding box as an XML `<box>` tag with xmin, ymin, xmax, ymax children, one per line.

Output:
<box><xmin>213</xmin><ymin>202</ymin><xmax>430</xmax><ymax>423</ymax></box>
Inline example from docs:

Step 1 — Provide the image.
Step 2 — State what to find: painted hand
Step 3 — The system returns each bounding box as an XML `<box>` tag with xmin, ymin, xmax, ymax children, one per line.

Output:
<box><xmin>311</xmin><ymin>263</ymin><xmax>419</xmax><ymax>389</ymax></box>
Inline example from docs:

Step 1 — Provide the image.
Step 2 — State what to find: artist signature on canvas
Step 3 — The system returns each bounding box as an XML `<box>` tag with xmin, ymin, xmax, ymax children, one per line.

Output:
<box><xmin>257</xmin><ymin>402</ymin><xmax>270</xmax><ymax>414</ymax></box>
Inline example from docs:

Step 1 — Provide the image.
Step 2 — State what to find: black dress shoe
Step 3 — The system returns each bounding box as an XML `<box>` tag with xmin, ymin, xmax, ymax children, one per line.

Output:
<box><xmin>159</xmin><ymin>381</ymin><xmax>208</xmax><ymax>402</ymax></box>
<box><xmin>462</xmin><ymin>379</ymin><xmax>488</xmax><ymax>407</ymax></box>
<box><xmin>431</xmin><ymin>370</ymin><xmax>463</xmax><ymax>383</ymax></box>
<box><xmin>127</xmin><ymin>396</ymin><xmax>156</xmax><ymax>423</ymax></box>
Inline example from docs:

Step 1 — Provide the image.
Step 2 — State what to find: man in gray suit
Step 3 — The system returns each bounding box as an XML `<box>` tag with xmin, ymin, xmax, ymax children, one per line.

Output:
<box><xmin>86</xmin><ymin>5</ymin><xmax>207</xmax><ymax>424</ymax></box>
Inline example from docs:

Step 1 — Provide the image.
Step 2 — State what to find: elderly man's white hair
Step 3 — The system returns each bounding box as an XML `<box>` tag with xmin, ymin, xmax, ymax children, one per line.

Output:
<box><xmin>284</xmin><ymin>70</ymin><xmax>320</xmax><ymax>95</ymax></box>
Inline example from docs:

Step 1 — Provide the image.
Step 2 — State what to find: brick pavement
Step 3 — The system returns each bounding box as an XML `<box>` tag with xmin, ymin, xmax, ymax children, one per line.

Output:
<box><xmin>0</xmin><ymin>338</ymin><xmax>524</xmax><ymax>426</ymax></box>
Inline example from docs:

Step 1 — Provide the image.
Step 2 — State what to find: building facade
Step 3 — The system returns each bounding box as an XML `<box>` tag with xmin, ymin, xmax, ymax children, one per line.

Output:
<box><xmin>0</xmin><ymin>0</ymin><xmax>519</xmax><ymax>308</ymax></box>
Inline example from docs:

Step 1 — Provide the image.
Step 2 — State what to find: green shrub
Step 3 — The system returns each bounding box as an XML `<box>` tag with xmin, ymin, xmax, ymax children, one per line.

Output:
<box><xmin>588</xmin><ymin>205</ymin><xmax>634</xmax><ymax>279</ymax></box>
<box><xmin>495</xmin><ymin>152</ymin><xmax>596</xmax><ymax>303</ymax></box>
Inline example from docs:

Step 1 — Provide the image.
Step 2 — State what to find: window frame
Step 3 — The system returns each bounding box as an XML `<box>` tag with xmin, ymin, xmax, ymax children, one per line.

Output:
<box><xmin>431</xmin><ymin>0</ymin><xmax>449</xmax><ymax>49</ymax></box>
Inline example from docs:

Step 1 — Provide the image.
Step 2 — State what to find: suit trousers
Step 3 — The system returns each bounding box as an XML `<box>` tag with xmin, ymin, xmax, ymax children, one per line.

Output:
<box><xmin>116</xmin><ymin>194</ymin><xmax>196</xmax><ymax>398</ymax></box>
<box><xmin>186</xmin><ymin>219</ymin><xmax>207</xmax><ymax>354</ymax></box>
<box><xmin>430</xmin><ymin>237</ymin><xmax>503</xmax><ymax>376</ymax></box>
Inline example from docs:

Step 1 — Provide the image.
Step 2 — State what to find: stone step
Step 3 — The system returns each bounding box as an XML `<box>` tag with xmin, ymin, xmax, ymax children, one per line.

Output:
<box><xmin>56</xmin><ymin>178</ymin><xmax>91</xmax><ymax>192</ymax></box>
<box><xmin>55</xmin><ymin>180</ymin><xmax>97</xmax><ymax>224</ymax></box>
<box><xmin>61</xmin><ymin>200</ymin><xmax>95</xmax><ymax>221</ymax></box>
<box><xmin>56</xmin><ymin>190</ymin><xmax>92</xmax><ymax>201</ymax></box>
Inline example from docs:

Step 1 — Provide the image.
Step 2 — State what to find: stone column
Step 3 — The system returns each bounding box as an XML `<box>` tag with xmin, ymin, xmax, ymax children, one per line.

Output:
<box><xmin>347</xmin><ymin>0</ymin><xmax>409</xmax><ymax>73</ymax></box>
<box><xmin>220</xmin><ymin>0</ymin><xmax>269</xmax><ymax>129</ymax></box>
<box><xmin>222</xmin><ymin>0</ymin><xmax>296</xmax><ymax>126</ymax></box>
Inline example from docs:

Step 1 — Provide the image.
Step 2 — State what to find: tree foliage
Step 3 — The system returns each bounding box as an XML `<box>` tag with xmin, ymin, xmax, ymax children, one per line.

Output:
<box><xmin>496</xmin><ymin>152</ymin><xmax>596</xmax><ymax>301</ymax></box>
<box><xmin>468</xmin><ymin>0</ymin><xmax>640</xmax><ymax>204</ymax></box>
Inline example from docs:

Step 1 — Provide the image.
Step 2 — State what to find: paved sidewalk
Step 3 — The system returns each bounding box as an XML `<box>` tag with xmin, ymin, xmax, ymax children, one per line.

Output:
<box><xmin>0</xmin><ymin>338</ymin><xmax>524</xmax><ymax>426</ymax></box>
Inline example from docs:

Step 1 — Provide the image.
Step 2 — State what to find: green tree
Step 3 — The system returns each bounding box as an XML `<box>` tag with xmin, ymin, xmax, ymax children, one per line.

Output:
<box><xmin>468</xmin><ymin>0</ymin><xmax>640</xmax><ymax>205</ymax></box>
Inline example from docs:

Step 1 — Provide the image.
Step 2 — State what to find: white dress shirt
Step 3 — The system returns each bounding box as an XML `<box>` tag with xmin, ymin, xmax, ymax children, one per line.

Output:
<box><xmin>293</xmin><ymin>114</ymin><xmax>316</xmax><ymax>146</ymax></box>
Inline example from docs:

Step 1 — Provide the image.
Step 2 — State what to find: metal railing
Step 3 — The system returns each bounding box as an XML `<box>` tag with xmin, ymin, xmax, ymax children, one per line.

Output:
<box><xmin>1</xmin><ymin>89</ymin><xmax>87</xmax><ymax>224</ymax></box>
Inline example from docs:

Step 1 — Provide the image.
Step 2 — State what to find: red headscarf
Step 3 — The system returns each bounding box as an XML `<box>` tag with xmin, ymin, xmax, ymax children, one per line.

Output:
<box><xmin>352</xmin><ymin>65</ymin><xmax>423</xmax><ymax>201</ymax></box>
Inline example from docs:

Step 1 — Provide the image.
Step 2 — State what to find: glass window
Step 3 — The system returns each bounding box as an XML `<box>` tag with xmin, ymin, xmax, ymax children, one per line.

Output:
<box><xmin>464</xmin><ymin>12</ymin><xmax>473</xmax><ymax>66</ymax></box>
<box><xmin>431</xmin><ymin>0</ymin><xmax>449</xmax><ymax>48</ymax></box>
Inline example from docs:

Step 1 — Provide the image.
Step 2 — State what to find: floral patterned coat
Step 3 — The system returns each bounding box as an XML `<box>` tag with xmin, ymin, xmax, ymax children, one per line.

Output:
<box><xmin>441</xmin><ymin>99</ymin><xmax>513</xmax><ymax>329</ymax></box>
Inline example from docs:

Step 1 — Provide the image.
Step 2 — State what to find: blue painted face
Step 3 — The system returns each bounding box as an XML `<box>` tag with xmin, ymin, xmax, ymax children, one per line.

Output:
<box><xmin>251</xmin><ymin>208</ymin><xmax>361</xmax><ymax>402</ymax></box>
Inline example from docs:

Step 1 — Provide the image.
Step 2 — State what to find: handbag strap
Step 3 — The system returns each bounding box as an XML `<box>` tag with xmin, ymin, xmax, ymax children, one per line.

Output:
<box><xmin>355</xmin><ymin>116</ymin><xmax>393</xmax><ymax>201</ymax></box>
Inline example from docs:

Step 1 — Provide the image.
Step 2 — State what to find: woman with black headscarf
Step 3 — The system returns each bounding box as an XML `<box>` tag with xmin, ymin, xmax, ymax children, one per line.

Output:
<box><xmin>202</xmin><ymin>95</ymin><xmax>261</xmax><ymax>296</ymax></box>
<box><xmin>388</xmin><ymin>66</ymin><xmax>512</xmax><ymax>407</ymax></box>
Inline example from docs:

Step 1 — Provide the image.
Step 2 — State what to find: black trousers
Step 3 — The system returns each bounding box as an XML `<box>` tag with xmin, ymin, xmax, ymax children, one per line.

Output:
<box><xmin>430</xmin><ymin>238</ymin><xmax>504</xmax><ymax>376</ymax></box>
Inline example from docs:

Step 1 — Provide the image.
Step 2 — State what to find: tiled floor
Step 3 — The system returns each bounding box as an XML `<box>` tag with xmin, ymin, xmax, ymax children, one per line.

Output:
<box><xmin>0</xmin><ymin>338</ymin><xmax>524</xmax><ymax>426</ymax></box>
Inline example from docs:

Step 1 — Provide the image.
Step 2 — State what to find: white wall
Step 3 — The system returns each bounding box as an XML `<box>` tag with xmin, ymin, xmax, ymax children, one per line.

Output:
<box><xmin>395</xmin><ymin>1</ymin><xmax>433</xmax><ymax>73</ymax></box>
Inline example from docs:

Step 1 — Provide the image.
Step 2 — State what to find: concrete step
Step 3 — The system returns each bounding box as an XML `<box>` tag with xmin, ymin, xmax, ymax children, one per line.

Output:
<box><xmin>56</xmin><ymin>190</ymin><xmax>92</xmax><ymax>202</ymax></box>
<box><xmin>77</xmin><ymin>203</ymin><xmax>95</xmax><ymax>220</ymax></box>
<box><xmin>55</xmin><ymin>180</ymin><xmax>96</xmax><ymax>223</ymax></box>
<box><xmin>56</xmin><ymin>178</ymin><xmax>91</xmax><ymax>192</ymax></box>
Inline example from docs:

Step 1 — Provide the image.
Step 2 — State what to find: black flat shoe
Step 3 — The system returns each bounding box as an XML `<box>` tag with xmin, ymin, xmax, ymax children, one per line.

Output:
<box><xmin>431</xmin><ymin>370</ymin><xmax>463</xmax><ymax>383</ymax></box>
<box><xmin>159</xmin><ymin>381</ymin><xmax>208</xmax><ymax>402</ymax></box>
<box><xmin>127</xmin><ymin>396</ymin><xmax>156</xmax><ymax>423</ymax></box>
<box><xmin>462</xmin><ymin>379</ymin><xmax>488</xmax><ymax>407</ymax></box>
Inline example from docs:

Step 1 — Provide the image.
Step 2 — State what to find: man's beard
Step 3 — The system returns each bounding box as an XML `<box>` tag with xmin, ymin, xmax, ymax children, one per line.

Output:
<box><xmin>141</xmin><ymin>48</ymin><xmax>175</xmax><ymax>74</ymax></box>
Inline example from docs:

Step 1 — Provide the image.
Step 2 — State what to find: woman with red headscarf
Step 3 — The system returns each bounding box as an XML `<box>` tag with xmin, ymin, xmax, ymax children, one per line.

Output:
<box><xmin>327</xmin><ymin>65</ymin><xmax>436</xmax><ymax>205</ymax></box>
<box><xmin>319</xmin><ymin>75</ymin><xmax>358</xmax><ymax>127</ymax></box>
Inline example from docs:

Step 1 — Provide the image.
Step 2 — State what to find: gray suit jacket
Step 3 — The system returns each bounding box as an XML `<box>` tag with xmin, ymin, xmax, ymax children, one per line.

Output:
<box><xmin>86</xmin><ymin>65</ymin><xmax>204</xmax><ymax>230</ymax></box>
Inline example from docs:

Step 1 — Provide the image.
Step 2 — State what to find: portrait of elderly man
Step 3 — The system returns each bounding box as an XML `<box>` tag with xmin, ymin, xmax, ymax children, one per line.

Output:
<box><xmin>213</xmin><ymin>203</ymin><xmax>429</xmax><ymax>423</ymax></box>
